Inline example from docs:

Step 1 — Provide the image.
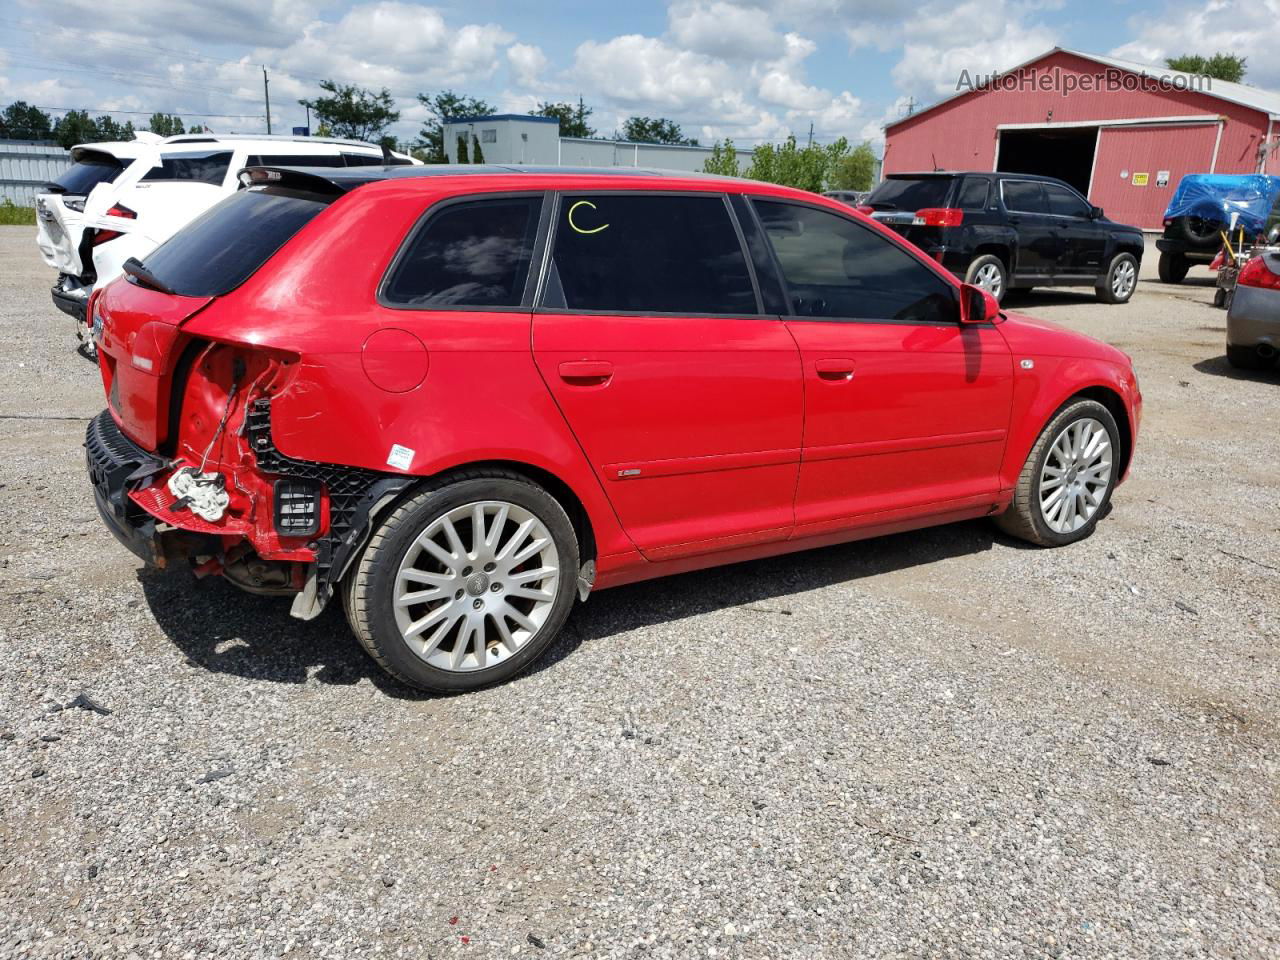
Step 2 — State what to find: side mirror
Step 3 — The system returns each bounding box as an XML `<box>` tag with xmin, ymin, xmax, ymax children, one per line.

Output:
<box><xmin>1090</xmin><ymin>205</ymin><xmax>1104</xmax><ymax>219</ymax></box>
<box><xmin>959</xmin><ymin>282</ymin><xmax>1000</xmax><ymax>324</ymax></box>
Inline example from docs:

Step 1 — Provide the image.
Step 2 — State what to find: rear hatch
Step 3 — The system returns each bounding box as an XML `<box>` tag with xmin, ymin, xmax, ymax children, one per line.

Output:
<box><xmin>36</xmin><ymin>148</ymin><xmax>133</xmax><ymax>276</ymax></box>
<box><xmin>865</xmin><ymin>174</ymin><xmax>959</xmax><ymax>245</ymax></box>
<box><xmin>95</xmin><ymin>180</ymin><xmax>336</xmax><ymax>451</ymax></box>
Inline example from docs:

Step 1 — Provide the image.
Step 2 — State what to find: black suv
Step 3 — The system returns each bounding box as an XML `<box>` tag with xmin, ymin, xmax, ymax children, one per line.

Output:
<box><xmin>864</xmin><ymin>172</ymin><xmax>1145</xmax><ymax>304</ymax></box>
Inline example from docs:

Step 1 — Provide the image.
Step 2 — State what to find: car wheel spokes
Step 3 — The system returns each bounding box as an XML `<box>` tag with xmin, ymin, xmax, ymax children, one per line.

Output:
<box><xmin>1038</xmin><ymin>417</ymin><xmax>1112</xmax><ymax>534</ymax></box>
<box><xmin>1112</xmin><ymin>260</ymin><xmax>1135</xmax><ymax>298</ymax></box>
<box><xmin>393</xmin><ymin>500</ymin><xmax>560</xmax><ymax>672</ymax></box>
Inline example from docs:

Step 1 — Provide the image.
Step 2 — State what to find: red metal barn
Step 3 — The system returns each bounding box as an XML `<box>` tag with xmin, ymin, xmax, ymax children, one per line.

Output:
<box><xmin>883</xmin><ymin>48</ymin><xmax>1280</xmax><ymax>229</ymax></box>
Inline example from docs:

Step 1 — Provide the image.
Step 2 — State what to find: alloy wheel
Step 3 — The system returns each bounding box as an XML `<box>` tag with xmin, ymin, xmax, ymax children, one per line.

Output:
<box><xmin>975</xmin><ymin>262</ymin><xmax>1003</xmax><ymax>298</ymax></box>
<box><xmin>1038</xmin><ymin>417</ymin><xmax>1113</xmax><ymax>534</ymax></box>
<box><xmin>1111</xmin><ymin>259</ymin><xmax>1136</xmax><ymax>299</ymax></box>
<box><xmin>392</xmin><ymin>501</ymin><xmax>560</xmax><ymax>672</ymax></box>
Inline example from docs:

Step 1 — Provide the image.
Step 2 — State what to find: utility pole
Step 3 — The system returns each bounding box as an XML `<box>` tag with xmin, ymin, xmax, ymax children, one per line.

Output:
<box><xmin>304</xmin><ymin>103</ymin><xmax>310</xmax><ymax>136</ymax></box>
<box><xmin>263</xmin><ymin>66</ymin><xmax>272</xmax><ymax>135</ymax></box>
<box><xmin>807</xmin><ymin>122</ymin><xmax>814</xmax><ymax>147</ymax></box>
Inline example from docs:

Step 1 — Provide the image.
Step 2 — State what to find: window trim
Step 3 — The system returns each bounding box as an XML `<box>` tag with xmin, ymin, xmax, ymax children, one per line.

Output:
<box><xmin>1039</xmin><ymin>181</ymin><xmax>1094</xmax><ymax>219</ymax></box>
<box><xmin>749</xmin><ymin>195</ymin><xmax>968</xmax><ymax>327</ymax></box>
<box><xmin>376</xmin><ymin>190</ymin><xmax>553</xmax><ymax>313</ymax></box>
<box><xmin>532</xmin><ymin>189</ymin><xmax>770</xmax><ymax>319</ymax></box>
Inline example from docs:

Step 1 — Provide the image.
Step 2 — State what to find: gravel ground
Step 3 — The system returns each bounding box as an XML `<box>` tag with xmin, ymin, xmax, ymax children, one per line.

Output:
<box><xmin>1</xmin><ymin>226</ymin><xmax>1277</xmax><ymax>959</ymax></box>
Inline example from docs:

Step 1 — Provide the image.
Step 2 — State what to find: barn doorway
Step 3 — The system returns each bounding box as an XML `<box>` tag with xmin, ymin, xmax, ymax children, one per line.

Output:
<box><xmin>996</xmin><ymin>127</ymin><xmax>1098</xmax><ymax>196</ymax></box>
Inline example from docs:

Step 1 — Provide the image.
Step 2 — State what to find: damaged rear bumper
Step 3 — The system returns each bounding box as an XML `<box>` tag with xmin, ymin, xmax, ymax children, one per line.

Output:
<box><xmin>85</xmin><ymin>409</ymin><xmax>172</xmax><ymax>564</ymax></box>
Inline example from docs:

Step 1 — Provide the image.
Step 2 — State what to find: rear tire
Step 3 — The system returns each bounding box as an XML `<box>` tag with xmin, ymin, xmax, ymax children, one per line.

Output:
<box><xmin>1226</xmin><ymin>343</ymin><xmax>1268</xmax><ymax>370</ymax></box>
<box><xmin>994</xmin><ymin>399</ymin><xmax>1120</xmax><ymax>547</ymax></box>
<box><xmin>1157</xmin><ymin>251</ymin><xmax>1189</xmax><ymax>284</ymax></box>
<box><xmin>344</xmin><ymin>471</ymin><xmax>579</xmax><ymax>693</ymax></box>
<box><xmin>1096</xmin><ymin>253</ymin><xmax>1138</xmax><ymax>304</ymax></box>
<box><xmin>964</xmin><ymin>254</ymin><xmax>1008</xmax><ymax>304</ymax></box>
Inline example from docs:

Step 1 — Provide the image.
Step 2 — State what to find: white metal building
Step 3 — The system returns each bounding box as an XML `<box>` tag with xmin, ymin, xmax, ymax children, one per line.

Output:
<box><xmin>441</xmin><ymin>114</ymin><xmax>724</xmax><ymax>173</ymax></box>
<box><xmin>1</xmin><ymin>142</ymin><xmax>71</xmax><ymax>204</ymax></box>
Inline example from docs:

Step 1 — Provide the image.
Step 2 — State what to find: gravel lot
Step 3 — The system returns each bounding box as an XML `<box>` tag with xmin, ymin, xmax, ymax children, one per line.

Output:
<box><xmin>1</xmin><ymin>225</ymin><xmax>1277</xmax><ymax>959</ymax></box>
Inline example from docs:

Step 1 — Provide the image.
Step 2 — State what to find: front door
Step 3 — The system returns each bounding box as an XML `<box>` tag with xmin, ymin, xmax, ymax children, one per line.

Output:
<box><xmin>1000</xmin><ymin>179</ymin><xmax>1063</xmax><ymax>282</ymax></box>
<box><xmin>750</xmin><ymin>198</ymin><xmax>1014</xmax><ymax>534</ymax></box>
<box><xmin>1043</xmin><ymin>181</ymin><xmax>1108</xmax><ymax>277</ymax></box>
<box><xmin>533</xmin><ymin>192</ymin><xmax>804</xmax><ymax>560</ymax></box>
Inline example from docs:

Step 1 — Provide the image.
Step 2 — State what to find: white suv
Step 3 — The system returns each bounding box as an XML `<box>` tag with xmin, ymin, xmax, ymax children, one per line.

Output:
<box><xmin>35</xmin><ymin>132</ymin><xmax>417</xmax><ymax>334</ymax></box>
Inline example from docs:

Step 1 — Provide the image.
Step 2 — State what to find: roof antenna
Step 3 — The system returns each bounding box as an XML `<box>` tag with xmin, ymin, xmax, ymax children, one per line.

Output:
<box><xmin>381</xmin><ymin>141</ymin><xmax>393</xmax><ymax>165</ymax></box>
<box><xmin>932</xmin><ymin>152</ymin><xmax>939</xmax><ymax>171</ymax></box>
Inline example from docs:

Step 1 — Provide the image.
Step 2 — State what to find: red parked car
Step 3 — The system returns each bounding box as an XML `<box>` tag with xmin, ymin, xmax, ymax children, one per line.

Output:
<box><xmin>86</xmin><ymin>166</ymin><xmax>1141</xmax><ymax>692</ymax></box>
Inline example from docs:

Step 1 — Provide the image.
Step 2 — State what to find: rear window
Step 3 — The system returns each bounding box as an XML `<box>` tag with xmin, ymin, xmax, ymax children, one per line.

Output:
<box><xmin>867</xmin><ymin>177</ymin><xmax>953</xmax><ymax>211</ymax></box>
<box><xmin>140</xmin><ymin>151</ymin><xmax>233</xmax><ymax>185</ymax></box>
<box><xmin>50</xmin><ymin>154</ymin><xmax>123</xmax><ymax>195</ymax></box>
<box><xmin>138</xmin><ymin>187</ymin><xmax>329</xmax><ymax>297</ymax></box>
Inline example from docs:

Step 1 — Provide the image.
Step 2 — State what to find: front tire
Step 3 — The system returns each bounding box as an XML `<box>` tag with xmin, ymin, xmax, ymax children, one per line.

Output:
<box><xmin>1157</xmin><ymin>251</ymin><xmax>1189</xmax><ymax>284</ymax></box>
<box><xmin>1096</xmin><ymin>253</ymin><xmax>1138</xmax><ymax>303</ymax></box>
<box><xmin>1226</xmin><ymin>343</ymin><xmax>1268</xmax><ymax>370</ymax></box>
<box><xmin>965</xmin><ymin>254</ymin><xmax>1007</xmax><ymax>304</ymax></box>
<box><xmin>345</xmin><ymin>471</ymin><xmax>579</xmax><ymax>693</ymax></box>
<box><xmin>994</xmin><ymin>399</ymin><xmax>1120</xmax><ymax>547</ymax></box>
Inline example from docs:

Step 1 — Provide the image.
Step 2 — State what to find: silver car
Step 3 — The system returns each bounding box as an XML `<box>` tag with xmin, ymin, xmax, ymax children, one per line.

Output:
<box><xmin>1227</xmin><ymin>243</ymin><xmax>1280</xmax><ymax>371</ymax></box>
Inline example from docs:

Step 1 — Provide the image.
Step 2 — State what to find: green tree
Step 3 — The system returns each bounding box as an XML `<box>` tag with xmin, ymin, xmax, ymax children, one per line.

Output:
<box><xmin>0</xmin><ymin>101</ymin><xmax>53</xmax><ymax>141</ymax></box>
<box><xmin>456</xmin><ymin>134</ymin><xmax>470</xmax><ymax>164</ymax></box>
<box><xmin>300</xmin><ymin>80</ymin><xmax>399</xmax><ymax>143</ymax></box>
<box><xmin>417</xmin><ymin>91</ymin><xmax>493</xmax><ymax>162</ymax></box>
<box><xmin>1165</xmin><ymin>53</ymin><xmax>1247</xmax><ymax>82</ymax></box>
<box><xmin>828</xmin><ymin>141</ymin><xmax>877</xmax><ymax>191</ymax></box>
<box><xmin>471</xmin><ymin>135</ymin><xmax>485</xmax><ymax>164</ymax></box>
<box><xmin>746</xmin><ymin>135</ymin><xmax>852</xmax><ymax>193</ymax></box>
<box><xmin>148</xmin><ymin>113</ymin><xmax>185</xmax><ymax>137</ymax></box>
<box><xmin>702</xmin><ymin>139</ymin><xmax>740</xmax><ymax>177</ymax></box>
<box><xmin>622</xmin><ymin>116</ymin><xmax>697</xmax><ymax>145</ymax></box>
<box><xmin>533</xmin><ymin>97</ymin><xmax>595</xmax><ymax>138</ymax></box>
<box><xmin>53</xmin><ymin>110</ymin><xmax>97</xmax><ymax>148</ymax></box>
<box><xmin>93</xmin><ymin>116</ymin><xmax>133</xmax><ymax>141</ymax></box>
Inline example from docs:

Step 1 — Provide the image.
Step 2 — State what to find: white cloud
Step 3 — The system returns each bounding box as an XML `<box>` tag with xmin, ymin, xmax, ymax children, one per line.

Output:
<box><xmin>1109</xmin><ymin>0</ymin><xmax>1280</xmax><ymax>88</ymax></box>
<box><xmin>506</xmin><ymin>43</ymin><xmax>548</xmax><ymax>87</ymax></box>
<box><xmin>667</xmin><ymin>1</ymin><xmax>784</xmax><ymax>60</ymax></box>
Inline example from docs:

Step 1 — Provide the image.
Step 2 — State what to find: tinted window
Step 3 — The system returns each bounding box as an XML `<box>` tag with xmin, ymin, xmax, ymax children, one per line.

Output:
<box><xmin>140</xmin><ymin>187</ymin><xmax>329</xmax><ymax>297</ymax></box>
<box><xmin>141</xmin><ymin>151</ymin><xmax>233</xmax><ymax>185</ymax></box>
<box><xmin>957</xmin><ymin>178</ymin><xmax>990</xmax><ymax>210</ymax></box>
<box><xmin>1002</xmin><ymin>180</ymin><xmax>1049</xmax><ymax>214</ymax></box>
<box><xmin>247</xmin><ymin>154</ymin><xmax>344</xmax><ymax>168</ymax></box>
<box><xmin>753</xmin><ymin>199</ymin><xmax>955</xmax><ymax>324</ymax></box>
<box><xmin>546</xmin><ymin>194</ymin><xmax>756</xmax><ymax>314</ymax></box>
<box><xmin>1044</xmin><ymin>183</ymin><xmax>1090</xmax><ymax>217</ymax></box>
<box><xmin>342</xmin><ymin>152</ymin><xmax>383</xmax><ymax>167</ymax></box>
<box><xmin>867</xmin><ymin>177</ymin><xmax>952</xmax><ymax>211</ymax></box>
<box><xmin>383</xmin><ymin>196</ymin><xmax>542</xmax><ymax>307</ymax></box>
<box><xmin>50</xmin><ymin>154</ymin><xmax>122</xmax><ymax>194</ymax></box>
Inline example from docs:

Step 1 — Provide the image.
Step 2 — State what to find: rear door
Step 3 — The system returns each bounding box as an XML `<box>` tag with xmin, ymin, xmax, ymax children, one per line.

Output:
<box><xmin>750</xmin><ymin>198</ymin><xmax>1013</xmax><ymax>532</ymax></box>
<box><xmin>999</xmin><ymin>179</ymin><xmax>1061</xmax><ymax>281</ymax></box>
<box><xmin>532</xmin><ymin>192</ymin><xmax>803</xmax><ymax>560</ymax></box>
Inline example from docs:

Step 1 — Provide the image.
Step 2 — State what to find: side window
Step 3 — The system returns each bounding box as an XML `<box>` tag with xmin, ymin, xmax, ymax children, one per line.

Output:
<box><xmin>957</xmin><ymin>179</ymin><xmax>990</xmax><ymax>210</ymax></box>
<box><xmin>141</xmin><ymin>151</ymin><xmax>233</xmax><ymax>185</ymax></box>
<box><xmin>1043</xmin><ymin>184</ymin><xmax>1091</xmax><ymax>218</ymax></box>
<box><xmin>545</xmin><ymin>194</ymin><xmax>756</xmax><ymax>315</ymax></box>
<box><xmin>341</xmin><ymin>152</ymin><xmax>383</xmax><ymax>167</ymax></box>
<box><xmin>247</xmin><ymin>154</ymin><xmax>344</xmax><ymax>168</ymax></box>
<box><xmin>1002</xmin><ymin>180</ymin><xmax>1049</xmax><ymax>214</ymax></box>
<box><xmin>752</xmin><ymin>199</ymin><xmax>955</xmax><ymax>324</ymax></box>
<box><xmin>383</xmin><ymin>196</ymin><xmax>542</xmax><ymax>308</ymax></box>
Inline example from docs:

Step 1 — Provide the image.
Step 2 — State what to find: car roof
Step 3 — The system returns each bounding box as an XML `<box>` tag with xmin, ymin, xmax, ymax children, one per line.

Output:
<box><xmin>885</xmin><ymin>171</ymin><xmax>1071</xmax><ymax>185</ymax></box>
<box><xmin>244</xmin><ymin>164</ymin><xmax>752</xmax><ymax>195</ymax></box>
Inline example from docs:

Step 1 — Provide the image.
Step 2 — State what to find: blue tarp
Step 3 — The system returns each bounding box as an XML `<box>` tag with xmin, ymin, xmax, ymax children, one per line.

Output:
<box><xmin>1163</xmin><ymin>174</ymin><xmax>1280</xmax><ymax>235</ymax></box>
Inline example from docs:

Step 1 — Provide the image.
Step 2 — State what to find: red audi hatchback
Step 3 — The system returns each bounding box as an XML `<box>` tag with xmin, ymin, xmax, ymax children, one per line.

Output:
<box><xmin>87</xmin><ymin>165</ymin><xmax>1141</xmax><ymax>692</ymax></box>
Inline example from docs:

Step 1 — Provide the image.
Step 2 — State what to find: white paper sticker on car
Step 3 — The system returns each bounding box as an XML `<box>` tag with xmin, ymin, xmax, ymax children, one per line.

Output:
<box><xmin>386</xmin><ymin>444</ymin><xmax>415</xmax><ymax>471</ymax></box>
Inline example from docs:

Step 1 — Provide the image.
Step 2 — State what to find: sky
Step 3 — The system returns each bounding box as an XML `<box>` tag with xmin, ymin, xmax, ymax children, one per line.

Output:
<box><xmin>1</xmin><ymin>0</ymin><xmax>1277</xmax><ymax>150</ymax></box>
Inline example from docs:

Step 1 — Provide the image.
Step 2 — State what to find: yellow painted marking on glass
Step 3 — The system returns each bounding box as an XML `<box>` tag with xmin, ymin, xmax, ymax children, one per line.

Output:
<box><xmin>568</xmin><ymin>200</ymin><xmax>609</xmax><ymax>234</ymax></box>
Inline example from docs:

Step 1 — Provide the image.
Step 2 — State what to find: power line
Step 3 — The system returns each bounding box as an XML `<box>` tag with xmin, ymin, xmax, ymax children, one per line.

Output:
<box><xmin>30</xmin><ymin>105</ymin><xmax>265</xmax><ymax>118</ymax></box>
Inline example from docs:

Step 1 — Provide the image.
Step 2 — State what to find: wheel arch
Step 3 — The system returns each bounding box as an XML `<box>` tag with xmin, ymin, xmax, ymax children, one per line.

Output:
<box><xmin>1070</xmin><ymin>385</ymin><xmax>1132</xmax><ymax>479</ymax></box>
